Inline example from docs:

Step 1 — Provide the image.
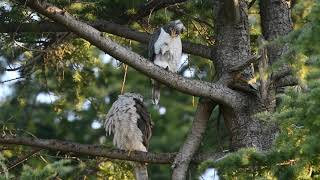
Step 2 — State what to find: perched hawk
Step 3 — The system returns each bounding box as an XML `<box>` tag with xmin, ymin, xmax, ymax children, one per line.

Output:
<box><xmin>148</xmin><ymin>20</ymin><xmax>186</xmax><ymax>105</ymax></box>
<box><xmin>104</xmin><ymin>93</ymin><xmax>153</xmax><ymax>180</ymax></box>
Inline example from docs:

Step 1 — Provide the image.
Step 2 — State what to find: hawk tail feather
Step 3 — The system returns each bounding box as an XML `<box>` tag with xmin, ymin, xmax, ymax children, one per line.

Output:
<box><xmin>134</xmin><ymin>162</ymin><xmax>148</xmax><ymax>180</ymax></box>
<box><xmin>152</xmin><ymin>80</ymin><xmax>161</xmax><ymax>105</ymax></box>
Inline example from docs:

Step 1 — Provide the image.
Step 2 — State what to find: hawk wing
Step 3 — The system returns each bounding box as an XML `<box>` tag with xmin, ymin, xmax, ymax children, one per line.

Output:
<box><xmin>104</xmin><ymin>94</ymin><xmax>152</xmax><ymax>151</ymax></box>
<box><xmin>104</xmin><ymin>93</ymin><xmax>152</xmax><ymax>180</ymax></box>
<box><xmin>133</xmin><ymin>98</ymin><xmax>153</xmax><ymax>148</ymax></box>
<box><xmin>148</xmin><ymin>28</ymin><xmax>161</xmax><ymax>62</ymax></box>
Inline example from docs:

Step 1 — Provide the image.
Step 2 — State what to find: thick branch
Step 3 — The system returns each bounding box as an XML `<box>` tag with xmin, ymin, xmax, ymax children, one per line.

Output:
<box><xmin>230</xmin><ymin>55</ymin><xmax>261</xmax><ymax>73</ymax></box>
<box><xmin>172</xmin><ymin>98</ymin><xmax>216</xmax><ymax>180</ymax></box>
<box><xmin>272</xmin><ymin>65</ymin><xmax>292</xmax><ymax>81</ymax></box>
<box><xmin>17</xmin><ymin>0</ymin><xmax>240</xmax><ymax>106</ymax></box>
<box><xmin>131</xmin><ymin>0</ymin><xmax>188</xmax><ymax>21</ymax></box>
<box><xmin>0</xmin><ymin>21</ymin><xmax>212</xmax><ymax>59</ymax></box>
<box><xmin>0</xmin><ymin>135</ymin><xmax>226</xmax><ymax>164</ymax></box>
<box><xmin>275</xmin><ymin>75</ymin><xmax>298</xmax><ymax>88</ymax></box>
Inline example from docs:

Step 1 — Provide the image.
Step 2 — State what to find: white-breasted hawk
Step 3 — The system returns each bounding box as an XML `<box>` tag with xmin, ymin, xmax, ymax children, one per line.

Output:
<box><xmin>148</xmin><ymin>20</ymin><xmax>186</xmax><ymax>105</ymax></box>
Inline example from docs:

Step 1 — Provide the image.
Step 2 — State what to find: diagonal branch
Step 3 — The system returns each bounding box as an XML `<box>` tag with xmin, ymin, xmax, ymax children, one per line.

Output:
<box><xmin>130</xmin><ymin>0</ymin><xmax>188</xmax><ymax>21</ymax></box>
<box><xmin>172</xmin><ymin>98</ymin><xmax>216</xmax><ymax>180</ymax></box>
<box><xmin>6</xmin><ymin>148</ymin><xmax>42</xmax><ymax>172</ymax></box>
<box><xmin>16</xmin><ymin>0</ymin><xmax>240</xmax><ymax>107</ymax></box>
<box><xmin>0</xmin><ymin>21</ymin><xmax>213</xmax><ymax>59</ymax></box>
<box><xmin>0</xmin><ymin>135</ymin><xmax>227</xmax><ymax>164</ymax></box>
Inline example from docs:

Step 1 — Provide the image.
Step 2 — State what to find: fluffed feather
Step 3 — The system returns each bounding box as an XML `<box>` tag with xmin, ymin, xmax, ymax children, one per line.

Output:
<box><xmin>104</xmin><ymin>93</ymin><xmax>153</xmax><ymax>180</ymax></box>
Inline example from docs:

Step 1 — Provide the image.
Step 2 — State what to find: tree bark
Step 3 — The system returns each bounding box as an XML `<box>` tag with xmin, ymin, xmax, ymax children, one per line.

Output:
<box><xmin>0</xmin><ymin>135</ymin><xmax>227</xmax><ymax>164</ymax></box>
<box><xmin>171</xmin><ymin>98</ymin><xmax>216</xmax><ymax>180</ymax></box>
<box><xmin>211</xmin><ymin>0</ymin><xmax>294</xmax><ymax>151</ymax></box>
<box><xmin>258</xmin><ymin>0</ymin><xmax>293</xmax><ymax>150</ymax></box>
<box><xmin>213</xmin><ymin>0</ymin><xmax>264</xmax><ymax>150</ymax></box>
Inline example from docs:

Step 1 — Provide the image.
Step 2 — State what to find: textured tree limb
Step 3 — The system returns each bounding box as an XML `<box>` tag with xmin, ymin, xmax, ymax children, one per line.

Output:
<box><xmin>130</xmin><ymin>0</ymin><xmax>188</xmax><ymax>21</ymax></box>
<box><xmin>275</xmin><ymin>75</ymin><xmax>298</xmax><ymax>88</ymax></box>
<box><xmin>0</xmin><ymin>135</ymin><xmax>227</xmax><ymax>164</ymax></box>
<box><xmin>0</xmin><ymin>21</ymin><xmax>212</xmax><ymax>59</ymax></box>
<box><xmin>272</xmin><ymin>65</ymin><xmax>292</xmax><ymax>81</ymax></box>
<box><xmin>172</xmin><ymin>98</ymin><xmax>216</xmax><ymax>180</ymax></box>
<box><xmin>230</xmin><ymin>55</ymin><xmax>261</xmax><ymax>73</ymax></box>
<box><xmin>16</xmin><ymin>0</ymin><xmax>241</xmax><ymax>107</ymax></box>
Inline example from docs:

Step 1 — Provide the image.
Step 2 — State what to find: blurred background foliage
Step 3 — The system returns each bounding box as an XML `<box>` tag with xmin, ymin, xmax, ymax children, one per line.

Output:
<box><xmin>0</xmin><ymin>0</ymin><xmax>318</xmax><ymax>179</ymax></box>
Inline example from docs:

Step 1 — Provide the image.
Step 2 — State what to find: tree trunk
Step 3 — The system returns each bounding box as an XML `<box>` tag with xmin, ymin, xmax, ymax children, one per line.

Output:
<box><xmin>214</xmin><ymin>0</ymin><xmax>258</xmax><ymax>150</ymax></box>
<box><xmin>214</xmin><ymin>0</ymin><xmax>293</xmax><ymax>151</ymax></box>
<box><xmin>258</xmin><ymin>0</ymin><xmax>293</xmax><ymax>150</ymax></box>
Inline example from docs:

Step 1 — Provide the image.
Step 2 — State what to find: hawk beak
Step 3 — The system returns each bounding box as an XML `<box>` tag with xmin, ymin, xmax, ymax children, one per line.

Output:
<box><xmin>170</xmin><ymin>29</ymin><xmax>177</xmax><ymax>37</ymax></box>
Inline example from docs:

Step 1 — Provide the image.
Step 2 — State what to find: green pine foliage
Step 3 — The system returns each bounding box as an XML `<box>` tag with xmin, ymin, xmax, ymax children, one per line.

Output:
<box><xmin>199</xmin><ymin>1</ymin><xmax>320</xmax><ymax>179</ymax></box>
<box><xmin>20</xmin><ymin>160</ymin><xmax>74</xmax><ymax>179</ymax></box>
<box><xmin>1</xmin><ymin>0</ymin><xmax>319</xmax><ymax>179</ymax></box>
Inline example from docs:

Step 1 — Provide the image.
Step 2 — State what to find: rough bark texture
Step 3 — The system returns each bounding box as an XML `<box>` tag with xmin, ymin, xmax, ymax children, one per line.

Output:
<box><xmin>171</xmin><ymin>98</ymin><xmax>216</xmax><ymax>180</ymax></box>
<box><xmin>260</xmin><ymin>0</ymin><xmax>293</xmax><ymax>40</ymax></box>
<box><xmin>258</xmin><ymin>0</ymin><xmax>293</xmax><ymax>150</ymax></box>
<box><xmin>213</xmin><ymin>0</ymin><xmax>293</xmax><ymax>151</ymax></box>
<box><xmin>260</xmin><ymin>0</ymin><xmax>293</xmax><ymax>77</ymax></box>
<box><xmin>214</xmin><ymin>0</ymin><xmax>262</xmax><ymax>150</ymax></box>
<box><xmin>0</xmin><ymin>135</ymin><xmax>227</xmax><ymax>164</ymax></box>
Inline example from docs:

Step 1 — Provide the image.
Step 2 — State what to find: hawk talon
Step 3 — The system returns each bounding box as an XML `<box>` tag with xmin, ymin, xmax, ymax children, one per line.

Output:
<box><xmin>127</xmin><ymin>150</ymin><xmax>132</xmax><ymax>156</ymax></box>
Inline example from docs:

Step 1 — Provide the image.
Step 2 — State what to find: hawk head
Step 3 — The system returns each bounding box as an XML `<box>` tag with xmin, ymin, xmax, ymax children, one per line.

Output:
<box><xmin>164</xmin><ymin>19</ymin><xmax>186</xmax><ymax>37</ymax></box>
<box><xmin>120</xmin><ymin>92</ymin><xmax>143</xmax><ymax>102</ymax></box>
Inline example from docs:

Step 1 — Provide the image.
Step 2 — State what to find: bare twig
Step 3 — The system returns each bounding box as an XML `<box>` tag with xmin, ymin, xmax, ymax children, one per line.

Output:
<box><xmin>248</xmin><ymin>0</ymin><xmax>257</xmax><ymax>9</ymax></box>
<box><xmin>5</xmin><ymin>148</ymin><xmax>42</xmax><ymax>172</ymax></box>
<box><xmin>14</xmin><ymin>40</ymin><xmax>47</xmax><ymax>52</ymax></box>
<box><xmin>168</xmin><ymin>7</ymin><xmax>214</xmax><ymax>29</ymax></box>
<box><xmin>120</xmin><ymin>64</ymin><xmax>128</xmax><ymax>94</ymax></box>
<box><xmin>130</xmin><ymin>0</ymin><xmax>188</xmax><ymax>21</ymax></box>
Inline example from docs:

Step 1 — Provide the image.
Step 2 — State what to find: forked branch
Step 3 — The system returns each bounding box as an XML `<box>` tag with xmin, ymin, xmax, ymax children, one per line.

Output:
<box><xmin>16</xmin><ymin>0</ymin><xmax>241</xmax><ymax>107</ymax></box>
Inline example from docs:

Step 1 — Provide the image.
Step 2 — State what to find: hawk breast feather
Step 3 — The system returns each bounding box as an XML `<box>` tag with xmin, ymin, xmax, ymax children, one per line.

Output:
<box><xmin>150</xmin><ymin>28</ymin><xmax>182</xmax><ymax>73</ymax></box>
<box><xmin>104</xmin><ymin>94</ymin><xmax>152</xmax><ymax>152</ymax></box>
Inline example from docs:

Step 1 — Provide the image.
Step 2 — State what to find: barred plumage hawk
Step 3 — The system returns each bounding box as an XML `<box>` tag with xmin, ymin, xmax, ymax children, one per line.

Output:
<box><xmin>104</xmin><ymin>93</ymin><xmax>153</xmax><ymax>180</ymax></box>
